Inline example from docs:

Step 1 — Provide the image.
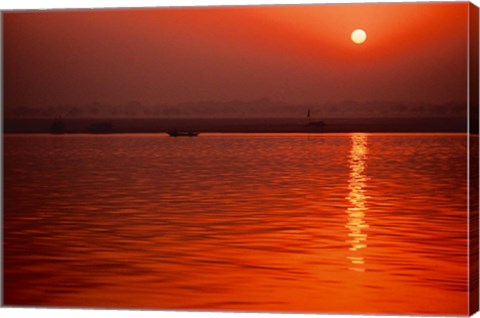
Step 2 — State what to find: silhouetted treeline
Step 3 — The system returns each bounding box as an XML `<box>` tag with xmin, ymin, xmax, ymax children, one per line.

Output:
<box><xmin>4</xmin><ymin>98</ymin><xmax>467</xmax><ymax>119</ymax></box>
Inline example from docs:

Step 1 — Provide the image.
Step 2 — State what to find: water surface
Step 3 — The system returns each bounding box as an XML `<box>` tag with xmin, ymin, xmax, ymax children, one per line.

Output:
<box><xmin>4</xmin><ymin>133</ymin><xmax>469</xmax><ymax>314</ymax></box>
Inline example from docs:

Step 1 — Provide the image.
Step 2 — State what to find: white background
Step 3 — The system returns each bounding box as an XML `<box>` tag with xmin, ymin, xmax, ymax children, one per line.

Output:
<box><xmin>0</xmin><ymin>0</ymin><xmax>479</xmax><ymax>318</ymax></box>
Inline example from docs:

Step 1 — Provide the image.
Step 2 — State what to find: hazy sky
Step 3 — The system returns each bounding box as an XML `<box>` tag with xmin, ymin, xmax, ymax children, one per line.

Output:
<box><xmin>4</xmin><ymin>2</ymin><xmax>469</xmax><ymax>108</ymax></box>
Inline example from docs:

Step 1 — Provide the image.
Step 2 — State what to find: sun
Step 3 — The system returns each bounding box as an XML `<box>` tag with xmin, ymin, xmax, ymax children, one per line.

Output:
<box><xmin>351</xmin><ymin>29</ymin><xmax>367</xmax><ymax>44</ymax></box>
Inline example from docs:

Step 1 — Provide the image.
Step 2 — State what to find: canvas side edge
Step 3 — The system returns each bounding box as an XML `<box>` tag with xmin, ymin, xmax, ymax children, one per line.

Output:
<box><xmin>468</xmin><ymin>1</ymin><xmax>479</xmax><ymax>316</ymax></box>
<box><xmin>0</xmin><ymin>9</ymin><xmax>4</xmax><ymax>308</ymax></box>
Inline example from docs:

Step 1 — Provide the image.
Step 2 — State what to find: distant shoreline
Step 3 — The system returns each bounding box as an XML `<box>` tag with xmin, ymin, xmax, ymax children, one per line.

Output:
<box><xmin>3</xmin><ymin>117</ymin><xmax>470</xmax><ymax>134</ymax></box>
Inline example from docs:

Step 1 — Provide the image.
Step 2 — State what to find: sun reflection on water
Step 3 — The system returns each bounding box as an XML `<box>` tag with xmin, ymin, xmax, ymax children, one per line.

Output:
<box><xmin>346</xmin><ymin>133</ymin><xmax>370</xmax><ymax>272</ymax></box>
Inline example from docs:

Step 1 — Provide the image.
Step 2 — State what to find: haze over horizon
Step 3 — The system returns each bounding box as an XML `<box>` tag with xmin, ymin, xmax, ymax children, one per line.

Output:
<box><xmin>4</xmin><ymin>2</ymin><xmax>469</xmax><ymax>111</ymax></box>
<box><xmin>3</xmin><ymin>98</ymin><xmax>467</xmax><ymax>119</ymax></box>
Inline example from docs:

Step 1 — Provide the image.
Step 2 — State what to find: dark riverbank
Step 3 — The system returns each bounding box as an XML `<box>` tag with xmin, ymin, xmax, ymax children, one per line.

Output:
<box><xmin>3</xmin><ymin>117</ymin><xmax>468</xmax><ymax>134</ymax></box>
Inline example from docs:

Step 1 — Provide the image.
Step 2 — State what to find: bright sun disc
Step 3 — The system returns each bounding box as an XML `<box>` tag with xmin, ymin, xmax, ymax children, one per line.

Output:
<box><xmin>351</xmin><ymin>29</ymin><xmax>367</xmax><ymax>44</ymax></box>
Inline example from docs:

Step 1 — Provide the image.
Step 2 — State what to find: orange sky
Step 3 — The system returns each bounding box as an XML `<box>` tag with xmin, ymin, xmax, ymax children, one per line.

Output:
<box><xmin>3</xmin><ymin>2</ymin><xmax>470</xmax><ymax>107</ymax></box>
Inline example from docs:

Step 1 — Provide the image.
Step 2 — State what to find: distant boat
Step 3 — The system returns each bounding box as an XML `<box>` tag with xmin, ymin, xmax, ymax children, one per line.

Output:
<box><xmin>306</xmin><ymin>121</ymin><xmax>327</xmax><ymax>128</ymax></box>
<box><xmin>50</xmin><ymin>119</ymin><xmax>65</xmax><ymax>134</ymax></box>
<box><xmin>89</xmin><ymin>122</ymin><xmax>114</xmax><ymax>134</ymax></box>
<box><xmin>166</xmin><ymin>130</ymin><xmax>199</xmax><ymax>137</ymax></box>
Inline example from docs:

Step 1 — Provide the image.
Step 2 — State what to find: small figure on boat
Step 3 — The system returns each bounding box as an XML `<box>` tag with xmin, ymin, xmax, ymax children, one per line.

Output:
<box><xmin>166</xmin><ymin>128</ymin><xmax>199</xmax><ymax>137</ymax></box>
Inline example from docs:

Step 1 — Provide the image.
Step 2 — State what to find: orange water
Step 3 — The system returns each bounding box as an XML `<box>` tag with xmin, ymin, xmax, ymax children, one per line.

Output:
<box><xmin>4</xmin><ymin>133</ymin><xmax>470</xmax><ymax>314</ymax></box>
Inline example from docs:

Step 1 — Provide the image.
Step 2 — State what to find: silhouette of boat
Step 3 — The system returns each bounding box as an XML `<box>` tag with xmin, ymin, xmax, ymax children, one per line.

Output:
<box><xmin>305</xmin><ymin>108</ymin><xmax>326</xmax><ymax>131</ymax></box>
<box><xmin>306</xmin><ymin>121</ymin><xmax>327</xmax><ymax>128</ymax></box>
<box><xmin>89</xmin><ymin>122</ymin><xmax>114</xmax><ymax>134</ymax></box>
<box><xmin>167</xmin><ymin>130</ymin><xmax>199</xmax><ymax>137</ymax></box>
